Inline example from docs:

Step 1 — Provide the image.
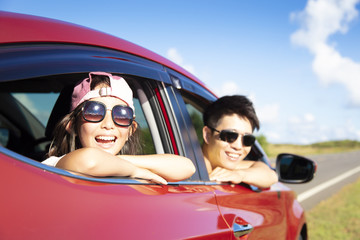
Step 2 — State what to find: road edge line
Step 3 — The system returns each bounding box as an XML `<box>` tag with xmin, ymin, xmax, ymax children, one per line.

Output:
<box><xmin>297</xmin><ymin>165</ymin><xmax>360</xmax><ymax>202</ymax></box>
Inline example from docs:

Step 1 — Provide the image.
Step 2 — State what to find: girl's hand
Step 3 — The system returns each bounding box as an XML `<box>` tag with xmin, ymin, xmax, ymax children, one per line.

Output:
<box><xmin>131</xmin><ymin>167</ymin><xmax>168</xmax><ymax>185</ymax></box>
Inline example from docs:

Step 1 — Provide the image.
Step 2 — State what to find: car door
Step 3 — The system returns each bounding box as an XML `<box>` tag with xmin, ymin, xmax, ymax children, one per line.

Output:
<box><xmin>1</xmin><ymin>151</ymin><xmax>232</xmax><ymax>239</ymax></box>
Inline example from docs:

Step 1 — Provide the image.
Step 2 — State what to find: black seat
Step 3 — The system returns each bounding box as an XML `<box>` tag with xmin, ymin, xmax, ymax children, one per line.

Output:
<box><xmin>45</xmin><ymin>85</ymin><xmax>74</xmax><ymax>139</ymax></box>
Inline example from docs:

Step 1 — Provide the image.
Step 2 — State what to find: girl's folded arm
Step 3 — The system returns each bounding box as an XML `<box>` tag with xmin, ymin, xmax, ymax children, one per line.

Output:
<box><xmin>120</xmin><ymin>154</ymin><xmax>196</xmax><ymax>181</ymax></box>
<box><xmin>55</xmin><ymin>148</ymin><xmax>167</xmax><ymax>184</ymax></box>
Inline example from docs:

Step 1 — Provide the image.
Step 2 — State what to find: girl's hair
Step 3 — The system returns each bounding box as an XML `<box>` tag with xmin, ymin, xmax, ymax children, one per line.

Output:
<box><xmin>48</xmin><ymin>75</ymin><xmax>141</xmax><ymax>157</ymax></box>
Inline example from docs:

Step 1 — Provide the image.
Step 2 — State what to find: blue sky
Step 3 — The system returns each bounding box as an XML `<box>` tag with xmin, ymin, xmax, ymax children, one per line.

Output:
<box><xmin>2</xmin><ymin>0</ymin><xmax>360</xmax><ymax>144</ymax></box>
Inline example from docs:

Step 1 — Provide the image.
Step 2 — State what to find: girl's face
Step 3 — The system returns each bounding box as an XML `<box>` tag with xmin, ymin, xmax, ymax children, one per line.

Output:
<box><xmin>77</xmin><ymin>96</ymin><xmax>134</xmax><ymax>155</ymax></box>
<box><xmin>204</xmin><ymin>114</ymin><xmax>253</xmax><ymax>170</ymax></box>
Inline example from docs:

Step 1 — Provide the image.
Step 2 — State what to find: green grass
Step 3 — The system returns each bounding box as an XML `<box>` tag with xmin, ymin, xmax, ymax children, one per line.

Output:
<box><xmin>306</xmin><ymin>177</ymin><xmax>360</xmax><ymax>240</ymax></box>
<box><xmin>265</xmin><ymin>140</ymin><xmax>360</xmax><ymax>158</ymax></box>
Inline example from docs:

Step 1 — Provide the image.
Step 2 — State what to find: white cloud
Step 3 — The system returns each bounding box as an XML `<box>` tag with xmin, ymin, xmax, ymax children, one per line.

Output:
<box><xmin>288</xmin><ymin>113</ymin><xmax>317</xmax><ymax>129</ymax></box>
<box><xmin>166</xmin><ymin>48</ymin><xmax>196</xmax><ymax>75</ymax></box>
<box><xmin>264</xmin><ymin>131</ymin><xmax>281</xmax><ymax>141</ymax></box>
<box><xmin>211</xmin><ymin>81</ymin><xmax>256</xmax><ymax>101</ymax></box>
<box><xmin>274</xmin><ymin>113</ymin><xmax>360</xmax><ymax>144</ymax></box>
<box><xmin>291</xmin><ymin>0</ymin><xmax>360</xmax><ymax>106</ymax></box>
<box><xmin>218</xmin><ymin>81</ymin><xmax>239</xmax><ymax>96</ymax></box>
<box><xmin>289</xmin><ymin>116</ymin><xmax>301</xmax><ymax>124</ymax></box>
<box><xmin>287</xmin><ymin>115</ymin><xmax>318</xmax><ymax>144</ymax></box>
<box><xmin>260</xmin><ymin>113</ymin><xmax>318</xmax><ymax>144</ymax></box>
<box><xmin>304</xmin><ymin>113</ymin><xmax>315</xmax><ymax>122</ymax></box>
<box><xmin>257</xmin><ymin>103</ymin><xmax>280</xmax><ymax>124</ymax></box>
<box><xmin>167</xmin><ymin>48</ymin><xmax>183</xmax><ymax>65</ymax></box>
<box><xmin>259</xmin><ymin>112</ymin><xmax>360</xmax><ymax>144</ymax></box>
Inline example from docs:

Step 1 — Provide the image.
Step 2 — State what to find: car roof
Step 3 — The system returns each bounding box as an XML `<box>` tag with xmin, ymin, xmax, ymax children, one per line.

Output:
<box><xmin>0</xmin><ymin>11</ymin><xmax>214</xmax><ymax>95</ymax></box>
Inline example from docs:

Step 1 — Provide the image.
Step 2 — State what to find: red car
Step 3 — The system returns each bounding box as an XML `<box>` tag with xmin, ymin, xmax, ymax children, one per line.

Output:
<box><xmin>0</xmin><ymin>11</ymin><xmax>316</xmax><ymax>240</ymax></box>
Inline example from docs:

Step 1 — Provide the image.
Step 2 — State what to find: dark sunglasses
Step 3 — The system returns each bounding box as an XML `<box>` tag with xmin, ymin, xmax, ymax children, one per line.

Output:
<box><xmin>82</xmin><ymin>101</ymin><xmax>134</xmax><ymax>127</ymax></box>
<box><xmin>208</xmin><ymin>126</ymin><xmax>256</xmax><ymax>146</ymax></box>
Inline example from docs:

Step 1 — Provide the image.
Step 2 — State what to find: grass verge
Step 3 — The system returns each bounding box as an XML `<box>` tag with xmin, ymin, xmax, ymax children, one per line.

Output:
<box><xmin>265</xmin><ymin>140</ymin><xmax>360</xmax><ymax>158</ymax></box>
<box><xmin>306</xmin><ymin>177</ymin><xmax>360</xmax><ymax>240</ymax></box>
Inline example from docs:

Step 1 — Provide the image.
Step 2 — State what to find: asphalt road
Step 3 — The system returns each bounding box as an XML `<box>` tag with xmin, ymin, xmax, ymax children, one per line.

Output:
<box><xmin>282</xmin><ymin>150</ymin><xmax>360</xmax><ymax>211</ymax></box>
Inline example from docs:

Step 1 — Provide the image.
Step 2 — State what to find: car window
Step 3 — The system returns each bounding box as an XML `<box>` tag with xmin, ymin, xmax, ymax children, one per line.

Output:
<box><xmin>184</xmin><ymin>99</ymin><xmax>205</xmax><ymax>146</ymax></box>
<box><xmin>1</xmin><ymin>75</ymin><xmax>158</xmax><ymax>162</ymax></box>
<box><xmin>0</xmin><ymin>115</ymin><xmax>12</xmax><ymax>147</ymax></box>
<box><xmin>0</xmin><ymin>43</ymin><xmax>197</xmax><ymax>182</ymax></box>
<box><xmin>133</xmin><ymin>98</ymin><xmax>156</xmax><ymax>154</ymax></box>
<box><xmin>12</xmin><ymin>93</ymin><xmax>59</xmax><ymax>127</ymax></box>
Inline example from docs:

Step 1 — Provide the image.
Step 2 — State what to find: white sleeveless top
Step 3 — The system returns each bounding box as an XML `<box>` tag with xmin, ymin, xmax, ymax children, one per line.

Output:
<box><xmin>42</xmin><ymin>155</ymin><xmax>64</xmax><ymax>167</ymax></box>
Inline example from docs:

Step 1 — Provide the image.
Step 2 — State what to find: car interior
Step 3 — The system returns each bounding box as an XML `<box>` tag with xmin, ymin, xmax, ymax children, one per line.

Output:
<box><xmin>0</xmin><ymin>73</ymin><xmax>167</xmax><ymax>163</ymax></box>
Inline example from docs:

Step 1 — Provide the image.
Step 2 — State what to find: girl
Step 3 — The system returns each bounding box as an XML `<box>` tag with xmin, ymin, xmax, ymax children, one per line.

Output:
<box><xmin>43</xmin><ymin>72</ymin><xmax>195</xmax><ymax>184</ymax></box>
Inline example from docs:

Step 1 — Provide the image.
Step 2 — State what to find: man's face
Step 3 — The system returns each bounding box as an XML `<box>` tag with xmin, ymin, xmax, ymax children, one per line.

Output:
<box><xmin>204</xmin><ymin>114</ymin><xmax>253</xmax><ymax>170</ymax></box>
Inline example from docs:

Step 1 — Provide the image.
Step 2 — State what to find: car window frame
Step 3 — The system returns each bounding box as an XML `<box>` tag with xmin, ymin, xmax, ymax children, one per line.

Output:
<box><xmin>162</xmin><ymin>69</ymin><xmax>216</xmax><ymax>181</ymax></box>
<box><xmin>0</xmin><ymin>43</ymin><xmax>207</xmax><ymax>184</ymax></box>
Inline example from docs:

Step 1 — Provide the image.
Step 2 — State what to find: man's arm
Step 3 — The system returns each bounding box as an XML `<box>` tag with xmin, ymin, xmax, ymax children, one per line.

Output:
<box><xmin>209</xmin><ymin>160</ymin><xmax>278</xmax><ymax>188</ymax></box>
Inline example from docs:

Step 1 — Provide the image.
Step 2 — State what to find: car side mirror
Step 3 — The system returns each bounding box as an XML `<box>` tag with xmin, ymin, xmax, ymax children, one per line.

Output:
<box><xmin>276</xmin><ymin>153</ymin><xmax>317</xmax><ymax>184</ymax></box>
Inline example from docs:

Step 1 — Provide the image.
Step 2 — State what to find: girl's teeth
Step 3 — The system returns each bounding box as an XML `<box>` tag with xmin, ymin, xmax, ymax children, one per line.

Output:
<box><xmin>96</xmin><ymin>136</ymin><xmax>115</xmax><ymax>141</ymax></box>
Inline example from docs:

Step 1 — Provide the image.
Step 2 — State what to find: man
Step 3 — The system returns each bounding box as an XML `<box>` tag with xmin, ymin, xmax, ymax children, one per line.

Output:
<box><xmin>202</xmin><ymin>95</ymin><xmax>278</xmax><ymax>188</ymax></box>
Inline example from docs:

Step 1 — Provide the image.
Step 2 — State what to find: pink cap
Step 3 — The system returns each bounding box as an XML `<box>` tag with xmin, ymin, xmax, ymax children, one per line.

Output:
<box><xmin>71</xmin><ymin>72</ymin><xmax>134</xmax><ymax>113</ymax></box>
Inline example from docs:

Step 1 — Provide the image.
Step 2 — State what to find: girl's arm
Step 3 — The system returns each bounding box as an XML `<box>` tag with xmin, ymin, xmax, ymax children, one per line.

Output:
<box><xmin>55</xmin><ymin>148</ymin><xmax>168</xmax><ymax>184</ymax></box>
<box><xmin>120</xmin><ymin>154</ymin><xmax>196</xmax><ymax>182</ymax></box>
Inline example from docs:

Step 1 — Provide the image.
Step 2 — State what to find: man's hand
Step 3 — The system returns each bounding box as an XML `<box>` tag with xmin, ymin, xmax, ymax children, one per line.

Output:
<box><xmin>209</xmin><ymin>167</ymin><xmax>245</xmax><ymax>184</ymax></box>
<box><xmin>209</xmin><ymin>161</ymin><xmax>278</xmax><ymax>188</ymax></box>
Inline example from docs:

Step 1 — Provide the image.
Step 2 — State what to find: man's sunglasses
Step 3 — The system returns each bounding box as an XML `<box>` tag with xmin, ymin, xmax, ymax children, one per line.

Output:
<box><xmin>208</xmin><ymin>126</ymin><xmax>256</xmax><ymax>146</ymax></box>
<box><xmin>82</xmin><ymin>101</ymin><xmax>134</xmax><ymax>127</ymax></box>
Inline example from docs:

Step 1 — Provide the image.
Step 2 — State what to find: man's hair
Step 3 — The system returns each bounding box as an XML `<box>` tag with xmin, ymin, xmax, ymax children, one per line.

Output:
<box><xmin>203</xmin><ymin>95</ymin><xmax>260</xmax><ymax>131</ymax></box>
